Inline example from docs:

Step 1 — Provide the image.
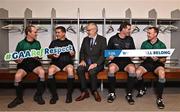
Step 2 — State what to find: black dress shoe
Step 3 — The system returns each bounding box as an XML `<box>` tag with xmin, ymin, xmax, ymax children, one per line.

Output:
<box><xmin>92</xmin><ymin>91</ymin><xmax>101</xmax><ymax>102</ymax></box>
<box><xmin>8</xmin><ymin>97</ymin><xmax>24</xmax><ymax>108</ymax></box>
<box><xmin>34</xmin><ymin>95</ymin><xmax>45</xmax><ymax>105</ymax></box>
<box><xmin>75</xmin><ymin>91</ymin><xmax>90</xmax><ymax>101</ymax></box>
<box><xmin>65</xmin><ymin>93</ymin><xmax>72</xmax><ymax>103</ymax></box>
<box><xmin>50</xmin><ymin>96</ymin><xmax>59</xmax><ymax>104</ymax></box>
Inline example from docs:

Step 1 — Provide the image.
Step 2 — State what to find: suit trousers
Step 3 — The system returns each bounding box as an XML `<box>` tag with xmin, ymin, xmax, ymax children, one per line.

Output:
<box><xmin>77</xmin><ymin>64</ymin><xmax>104</xmax><ymax>92</ymax></box>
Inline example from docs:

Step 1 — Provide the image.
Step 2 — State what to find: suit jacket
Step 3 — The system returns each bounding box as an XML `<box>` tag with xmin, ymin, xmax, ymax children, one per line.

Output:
<box><xmin>79</xmin><ymin>34</ymin><xmax>107</xmax><ymax>66</ymax></box>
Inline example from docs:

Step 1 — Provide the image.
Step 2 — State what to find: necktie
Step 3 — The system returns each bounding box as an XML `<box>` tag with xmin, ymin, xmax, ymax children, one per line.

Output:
<box><xmin>88</xmin><ymin>38</ymin><xmax>93</xmax><ymax>64</ymax></box>
<box><xmin>90</xmin><ymin>38</ymin><xmax>94</xmax><ymax>48</ymax></box>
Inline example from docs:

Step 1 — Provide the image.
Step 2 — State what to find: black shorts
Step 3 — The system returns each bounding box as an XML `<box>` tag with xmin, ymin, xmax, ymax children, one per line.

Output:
<box><xmin>140</xmin><ymin>61</ymin><xmax>165</xmax><ymax>72</ymax></box>
<box><xmin>51</xmin><ymin>62</ymin><xmax>73</xmax><ymax>70</ymax></box>
<box><xmin>17</xmin><ymin>58</ymin><xmax>42</xmax><ymax>73</ymax></box>
<box><xmin>109</xmin><ymin>60</ymin><xmax>134</xmax><ymax>71</ymax></box>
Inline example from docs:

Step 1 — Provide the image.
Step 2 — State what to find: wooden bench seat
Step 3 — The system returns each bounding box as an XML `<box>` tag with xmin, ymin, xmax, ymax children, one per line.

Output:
<box><xmin>1</xmin><ymin>67</ymin><xmax>180</xmax><ymax>80</ymax></box>
<box><xmin>1</xmin><ymin>58</ymin><xmax>178</xmax><ymax>81</ymax></box>
<box><xmin>1</xmin><ymin>67</ymin><xmax>180</xmax><ymax>91</ymax></box>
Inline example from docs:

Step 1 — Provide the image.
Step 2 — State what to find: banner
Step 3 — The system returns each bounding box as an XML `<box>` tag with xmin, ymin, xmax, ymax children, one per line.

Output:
<box><xmin>4</xmin><ymin>45</ymin><xmax>73</xmax><ymax>61</ymax></box>
<box><xmin>4</xmin><ymin>48</ymin><xmax>175</xmax><ymax>61</ymax></box>
<box><xmin>104</xmin><ymin>49</ymin><xmax>175</xmax><ymax>57</ymax></box>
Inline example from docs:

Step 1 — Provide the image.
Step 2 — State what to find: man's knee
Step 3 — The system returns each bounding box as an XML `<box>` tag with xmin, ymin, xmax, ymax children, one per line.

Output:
<box><xmin>136</xmin><ymin>66</ymin><xmax>147</xmax><ymax>79</ymax></box>
<box><xmin>66</xmin><ymin>65</ymin><xmax>74</xmax><ymax>73</ymax></box>
<box><xmin>32</xmin><ymin>66</ymin><xmax>45</xmax><ymax>79</ymax></box>
<box><xmin>136</xmin><ymin>69</ymin><xmax>143</xmax><ymax>79</ymax></box>
<box><xmin>15</xmin><ymin>71</ymin><xmax>26</xmax><ymax>82</ymax></box>
<box><xmin>126</xmin><ymin>64</ymin><xmax>136</xmax><ymax>73</ymax></box>
<box><xmin>158</xmin><ymin>70</ymin><xmax>165</xmax><ymax>79</ymax></box>
<box><xmin>48</xmin><ymin>67</ymin><xmax>56</xmax><ymax>75</ymax></box>
<box><xmin>39</xmin><ymin>68</ymin><xmax>45</xmax><ymax>75</ymax></box>
<box><xmin>156</xmin><ymin>67</ymin><xmax>165</xmax><ymax>79</ymax></box>
<box><xmin>108</xmin><ymin>64</ymin><xmax>118</xmax><ymax>73</ymax></box>
<box><xmin>15</xmin><ymin>74</ymin><xmax>23</xmax><ymax>81</ymax></box>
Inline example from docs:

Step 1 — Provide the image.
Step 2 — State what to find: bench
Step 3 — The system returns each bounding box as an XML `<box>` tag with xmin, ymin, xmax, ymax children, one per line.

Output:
<box><xmin>1</xmin><ymin>67</ymin><xmax>180</xmax><ymax>91</ymax></box>
<box><xmin>0</xmin><ymin>59</ymin><xmax>180</xmax><ymax>91</ymax></box>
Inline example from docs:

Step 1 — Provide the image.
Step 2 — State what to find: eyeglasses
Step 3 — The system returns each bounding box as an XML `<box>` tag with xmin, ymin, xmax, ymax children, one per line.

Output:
<box><xmin>86</xmin><ymin>28</ymin><xmax>95</xmax><ymax>32</ymax></box>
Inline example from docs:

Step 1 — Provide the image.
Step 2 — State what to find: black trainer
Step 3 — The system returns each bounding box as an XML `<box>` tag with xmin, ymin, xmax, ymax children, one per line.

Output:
<box><xmin>136</xmin><ymin>87</ymin><xmax>147</xmax><ymax>97</ymax></box>
<box><xmin>66</xmin><ymin>93</ymin><xmax>72</xmax><ymax>103</ymax></box>
<box><xmin>156</xmin><ymin>98</ymin><xmax>165</xmax><ymax>109</ymax></box>
<box><xmin>8</xmin><ymin>97</ymin><xmax>24</xmax><ymax>108</ymax></box>
<box><xmin>34</xmin><ymin>95</ymin><xmax>45</xmax><ymax>105</ymax></box>
<box><xmin>125</xmin><ymin>93</ymin><xmax>135</xmax><ymax>105</ymax></box>
<box><xmin>107</xmin><ymin>93</ymin><xmax>116</xmax><ymax>103</ymax></box>
<box><xmin>50</xmin><ymin>96</ymin><xmax>59</xmax><ymax>104</ymax></box>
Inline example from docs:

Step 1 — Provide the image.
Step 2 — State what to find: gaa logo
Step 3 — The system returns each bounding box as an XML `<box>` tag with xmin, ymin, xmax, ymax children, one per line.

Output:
<box><xmin>122</xmin><ymin>52</ymin><xmax>127</xmax><ymax>55</ymax></box>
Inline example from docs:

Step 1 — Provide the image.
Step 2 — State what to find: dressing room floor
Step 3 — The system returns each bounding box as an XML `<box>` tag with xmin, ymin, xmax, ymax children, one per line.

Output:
<box><xmin>0</xmin><ymin>87</ymin><xmax>180</xmax><ymax>111</ymax></box>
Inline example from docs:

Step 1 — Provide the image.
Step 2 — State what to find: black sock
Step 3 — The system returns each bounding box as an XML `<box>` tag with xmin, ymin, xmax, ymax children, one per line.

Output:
<box><xmin>15</xmin><ymin>81</ymin><xmax>23</xmax><ymax>99</ymax></box>
<box><xmin>67</xmin><ymin>77</ymin><xmax>74</xmax><ymax>95</ymax></box>
<box><xmin>35</xmin><ymin>78</ymin><xmax>45</xmax><ymax>97</ymax></box>
<box><xmin>156</xmin><ymin>82</ymin><xmax>165</xmax><ymax>99</ymax></box>
<box><xmin>47</xmin><ymin>75</ymin><xmax>58</xmax><ymax>98</ymax></box>
<box><xmin>108</xmin><ymin>76</ymin><xmax>116</xmax><ymax>93</ymax></box>
<box><xmin>127</xmin><ymin>76</ymin><xmax>136</xmax><ymax>95</ymax></box>
<box><xmin>137</xmin><ymin>78</ymin><xmax>145</xmax><ymax>91</ymax></box>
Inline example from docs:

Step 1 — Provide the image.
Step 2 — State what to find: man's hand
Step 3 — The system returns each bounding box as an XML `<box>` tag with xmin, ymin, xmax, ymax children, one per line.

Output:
<box><xmin>47</xmin><ymin>54</ymin><xmax>60</xmax><ymax>59</ymax></box>
<box><xmin>108</xmin><ymin>55</ymin><xmax>114</xmax><ymax>61</ymax></box>
<box><xmin>69</xmin><ymin>51</ymin><xmax>75</xmax><ymax>56</ymax></box>
<box><xmin>15</xmin><ymin>58</ymin><xmax>23</xmax><ymax>63</ymax></box>
<box><xmin>159</xmin><ymin>58</ymin><xmax>166</xmax><ymax>63</ymax></box>
<box><xmin>88</xmin><ymin>63</ymin><xmax>97</xmax><ymax>71</ymax></box>
<box><xmin>151</xmin><ymin>56</ymin><xmax>158</xmax><ymax>61</ymax></box>
<box><xmin>53</xmin><ymin>54</ymin><xmax>60</xmax><ymax>58</ymax></box>
<box><xmin>141</xmin><ymin>57</ymin><xmax>147</xmax><ymax>60</ymax></box>
<box><xmin>79</xmin><ymin>60</ymin><xmax>86</xmax><ymax>67</ymax></box>
<box><xmin>33</xmin><ymin>57</ymin><xmax>41</xmax><ymax>60</ymax></box>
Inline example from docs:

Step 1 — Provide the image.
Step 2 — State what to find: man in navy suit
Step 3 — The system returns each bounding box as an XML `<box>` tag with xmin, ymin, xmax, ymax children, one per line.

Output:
<box><xmin>75</xmin><ymin>23</ymin><xmax>107</xmax><ymax>102</ymax></box>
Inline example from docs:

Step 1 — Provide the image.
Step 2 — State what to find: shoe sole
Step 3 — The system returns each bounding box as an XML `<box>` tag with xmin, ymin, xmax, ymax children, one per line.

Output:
<box><xmin>107</xmin><ymin>100</ymin><xmax>114</xmax><ymax>103</ymax></box>
<box><xmin>50</xmin><ymin>98</ymin><xmax>58</xmax><ymax>104</ymax></box>
<box><xmin>65</xmin><ymin>99</ymin><xmax>72</xmax><ymax>103</ymax></box>
<box><xmin>158</xmin><ymin>106</ymin><xmax>165</xmax><ymax>109</ymax></box>
<box><xmin>34</xmin><ymin>99</ymin><xmax>45</xmax><ymax>105</ymax></box>
<box><xmin>8</xmin><ymin>101</ymin><xmax>24</xmax><ymax>108</ymax></box>
<box><xmin>136</xmin><ymin>94</ymin><xmax>144</xmax><ymax>97</ymax></box>
<box><xmin>125</xmin><ymin>97</ymin><xmax>135</xmax><ymax>105</ymax></box>
<box><xmin>50</xmin><ymin>101</ymin><xmax>57</xmax><ymax>104</ymax></box>
<box><xmin>50</xmin><ymin>102</ymin><xmax>56</xmax><ymax>104</ymax></box>
<box><xmin>75</xmin><ymin>95</ymin><xmax>90</xmax><ymax>101</ymax></box>
<box><xmin>129</xmin><ymin>102</ymin><xmax>135</xmax><ymax>105</ymax></box>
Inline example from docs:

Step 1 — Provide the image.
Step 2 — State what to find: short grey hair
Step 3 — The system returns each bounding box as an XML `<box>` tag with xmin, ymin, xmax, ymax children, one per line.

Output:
<box><xmin>87</xmin><ymin>22</ymin><xmax>98</xmax><ymax>32</ymax></box>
